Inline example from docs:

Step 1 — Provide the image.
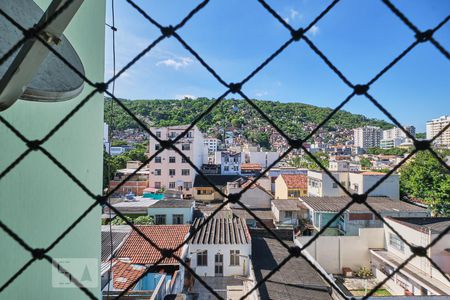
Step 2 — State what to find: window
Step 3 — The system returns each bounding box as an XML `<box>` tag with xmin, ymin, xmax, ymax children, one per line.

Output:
<box><xmin>155</xmin><ymin>144</ymin><xmax>161</xmax><ymax>150</ymax></box>
<box><xmin>155</xmin><ymin>215</ymin><xmax>166</xmax><ymax>225</ymax></box>
<box><xmin>169</xmin><ymin>156</ymin><xmax>176</xmax><ymax>163</ymax></box>
<box><xmin>169</xmin><ymin>182</ymin><xmax>175</xmax><ymax>189</ymax></box>
<box><xmin>156</xmin><ymin>131</ymin><xmax>161</xmax><ymax>138</ymax></box>
<box><xmin>389</xmin><ymin>233</ymin><xmax>404</xmax><ymax>252</ymax></box>
<box><xmin>230</xmin><ymin>250</ymin><xmax>240</xmax><ymax>266</ymax></box>
<box><xmin>182</xmin><ymin>169</ymin><xmax>190</xmax><ymax>176</ymax></box>
<box><xmin>182</xmin><ymin>144</ymin><xmax>190</xmax><ymax>151</ymax></box>
<box><xmin>181</xmin><ymin>157</ymin><xmax>187</xmax><ymax>163</ymax></box>
<box><xmin>197</xmin><ymin>250</ymin><xmax>207</xmax><ymax>266</ymax></box>
<box><xmin>173</xmin><ymin>214</ymin><xmax>184</xmax><ymax>224</ymax></box>
<box><xmin>224</xmin><ymin>166</ymin><xmax>229</xmax><ymax>171</ymax></box>
<box><xmin>154</xmin><ymin>182</ymin><xmax>161</xmax><ymax>189</ymax></box>
<box><xmin>169</xmin><ymin>169</ymin><xmax>175</xmax><ymax>176</ymax></box>
<box><xmin>285</xmin><ymin>211</ymin><xmax>293</xmax><ymax>219</ymax></box>
<box><xmin>154</xmin><ymin>169</ymin><xmax>161</xmax><ymax>176</ymax></box>
<box><xmin>332</xmin><ymin>182</ymin><xmax>338</xmax><ymax>188</ymax></box>
<box><xmin>184</xmin><ymin>182</ymin><xmax>192</xmax><ymax>190</ymax></box>
<box><xmin>155</xmin><ymin>156</ymin><xmax>161</xmax><ymax>163</ymax></box>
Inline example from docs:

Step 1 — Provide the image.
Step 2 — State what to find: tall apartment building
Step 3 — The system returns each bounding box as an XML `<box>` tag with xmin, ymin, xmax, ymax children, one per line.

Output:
<box><xmin>204</xmin><ymin>137</ymin><xmax>219</xmax><ymax>153</ymax></box>
<box><xmin>383</xmin><ymin>126</ymin><xmax>415</xmax><ymax>140</ymax></box>
<box><xmin>426</xmin><ymin>115</ymin><xmax>450</xmax><ymax>148</ymax></box>
<box><xmin>353</xmin><ymin>126</ymin><xmax>383</xmax><ymax>149</ymax></box>
<box><xmin>148</xmin><ymin>125</ymin><xmax>205</xmax><ymax>197</ymax></box>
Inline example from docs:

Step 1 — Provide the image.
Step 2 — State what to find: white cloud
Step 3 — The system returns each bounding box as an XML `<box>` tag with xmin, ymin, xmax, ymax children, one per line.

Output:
<box><xmin>175</xmin><ymin>94</ymin><xmax>197</xmax><ymax>100</ymax></box>
<box><xmin>285</xmin><ymin>8</ymin><xmax>303</xmax><ymax>24</ymax></box>
<box><xmin>290</xmin><ymin>8</ymin><xmax>300</xmax><ymax>20</ymax></box>
<box><xmin>156</xmin><ymin>56</ymin><xmax>193</xmax><ymax>70</ymax></box>
<box><xmin>308</xmin><ymin>25</ymin><xmax>320</xmax><ymax>36</ymax></box>
<box><xmin>255</xmin><ymin>90</ymin><xmax>269</xmax><ymax>98</ymax></box>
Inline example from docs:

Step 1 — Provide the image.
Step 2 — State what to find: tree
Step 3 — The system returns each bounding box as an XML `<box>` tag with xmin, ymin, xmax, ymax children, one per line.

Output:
<box><xmin>400</xmin><ymin>151</ymin><xmax>450</xmax><ymax>216</ymax></box>
<box><xmin>360</xmin><ymin>158</ymin><xmax>372</xmax><ymax>170</ymax></box>
<box><xmin>110</xmin><ymin>215</ymin><xmax>154</xmax><ymax>225</ymax></box>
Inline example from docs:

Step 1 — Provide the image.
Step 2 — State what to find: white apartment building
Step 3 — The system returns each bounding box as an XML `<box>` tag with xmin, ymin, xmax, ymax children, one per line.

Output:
<box><xmin>245</xmin><ymin>151</ymin><xmax>279</xmax><ymax>168</ymax></box>
<box><xmin>426</xmin><ymin>115</ymin><xmax>450</xmax><ymax>148</ymax></box>
<box><xmin>148</xmin><ymin>125</ymin><xmax>205</xmax><ymax>197</ymax></box>
<box><xmin>307</xmin><ymin>170</ymin><xmax>400</xmax><ymax>200</ymax></box>
<box><xmin>204</xmin><ymin>137</ymin><xmax>219</xmax><ymax>153</ymax></box>
<box><xmin>353</xmin><ymin>126</ymin><xmax>383</xmax><ymax>149</ymax></box>
<box><xmin>214</xmin><ymin>151</ymin><xmax>243</xmax><ymax>175</ymax></box>
<box><xmin>328</xmin><ymin>160</ymin><xmax>361</xmax><ymax>172</ymax></box>
<box><xmin>371</xmin><ymin>217</ymin><xmax>450</xmax><ymax>296</ymax></box>
<box><xmin>381</xmin><ymin>126</ymin><xmax>415</xmax><ymax>149</ymax></box>
<box><xmin>383</xmin><ymin>126</ymin><xmax>415</xmax><ymax>140</ymax></box>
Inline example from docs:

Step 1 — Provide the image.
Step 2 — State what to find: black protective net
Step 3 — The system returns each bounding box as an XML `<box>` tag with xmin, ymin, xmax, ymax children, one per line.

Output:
<box><xmin>0</xmin><ymin>0</ymin><xmax>449</xmax><ymax>299</ymax></box>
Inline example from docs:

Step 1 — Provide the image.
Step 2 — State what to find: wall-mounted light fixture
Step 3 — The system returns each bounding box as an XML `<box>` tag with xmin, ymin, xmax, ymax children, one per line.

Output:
<box><xmin>0</xmin><ymin>0</ymin><xmax>85</xmax><ymax>111</ymax></box>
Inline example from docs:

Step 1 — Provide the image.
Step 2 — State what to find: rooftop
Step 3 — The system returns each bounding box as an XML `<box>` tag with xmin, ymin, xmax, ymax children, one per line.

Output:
<box><xmin>193</xmin><ymin>174</ymin><xmax>243</xmax><ymax>188</ymax></box>
<box><xmin>280</xmin><ymin>174</ymin><xmax>307</xmax><ymax>189</ymax></box>
<box><xmin>251</xmin><ymin>235</ymin><xmax>332</xmax><ymax>300</ymax></box>
<box><xmin>300</xmin><ymin>196</ymin><xmax>427</xmax><ymax>214</ymax></box>
<box><xmin>116</xmin><ymin>225</ymin><xmax>190</xmax><ymax>265</ymax></box>
<box><xmin>272</xmin><ymin>199</ymin><xmax>302</xmax><ymax>211</ymax></box>
<box><xmin>111</xmin><ymin>259</ymin><xmax>146</xmax><ymax>290</ymax></box>
<box><xmin>190</xmin><ymin>218</ymin><xmax>251</xmax><ymax>245</ymax></box>
<box><xmin>388</xmin><ymin>217</ymin><xmax>450</xmax><ymax>234</ymax></box>
<box><xmin>149</xmin><ymin>199</ymin><xmax>194</xmax><ymax>209</ymax></box>
<box><xmin>111</xmin><ymin>197</ymin><xmax>158</xmax><ymax>211</ymax></box>
<box><xmin>240</xmin><ymin>163</ymin><xmax>262</xmax><ymax>170</ymax></box>
<box><xmin>101</xmin><ymin>225</ymin><xmax>131</xmax><ymax>261</ymax></box>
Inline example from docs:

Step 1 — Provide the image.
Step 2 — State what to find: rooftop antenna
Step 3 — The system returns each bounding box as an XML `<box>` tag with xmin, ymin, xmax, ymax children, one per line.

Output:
<box><xmin>0</xmin><ymin>0</ymin><xmax>85</xmax><ymax>111</ymax></box>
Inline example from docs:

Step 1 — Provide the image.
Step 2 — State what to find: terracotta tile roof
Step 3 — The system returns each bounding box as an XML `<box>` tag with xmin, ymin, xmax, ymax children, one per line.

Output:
<box><xmin>280</xmin><ymin>174</ymin><xmax>307</xmax><ymax>189</ymax></box>
<box><xmin>112</xmin><ymin>259</ymin><xmax>146</xmax><ymax>290</ymax></box>
<box><xmin>240</xmin><ymin>163</ymin><xmax>262</xmax><ymax>170</ymax></box>
<box><xmin>116</xmin><ymin>225</ymin><xmax>190</xmax><ymax>265</ymax></box>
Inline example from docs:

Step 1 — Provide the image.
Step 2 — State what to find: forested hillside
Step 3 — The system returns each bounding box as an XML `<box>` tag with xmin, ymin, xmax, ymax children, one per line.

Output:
<box><xmin>104</xmin><ymin>97</ymin><xmax>392</xmax><ymax>139</ymax></box>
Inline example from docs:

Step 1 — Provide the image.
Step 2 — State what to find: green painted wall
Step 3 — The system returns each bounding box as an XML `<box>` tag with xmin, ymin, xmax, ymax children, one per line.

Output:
<box><xmin>0</xmin><ymin>1</ymin><xmax>105</xmax><ymax>299</ymax></box>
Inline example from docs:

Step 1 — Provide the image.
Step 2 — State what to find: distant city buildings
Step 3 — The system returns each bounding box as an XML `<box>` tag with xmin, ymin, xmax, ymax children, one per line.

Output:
<box><xmin>353</xmin><ymin>126</ymin><xmax>383</xmax><ymax>149</ymax></box>
<box><xmin>426</xmin><ymin>115</ymin><xmax>450</xmax><ymax>148</ymax></box>
<box><xmin>381</xmin><ymin>125</ymin><xmax>415</xmax><ymax>149</ymax></box>
<box><xmin>204</xmin><ymin>137</ymin><xmax>219</xmax><ymax>153</ymax></box>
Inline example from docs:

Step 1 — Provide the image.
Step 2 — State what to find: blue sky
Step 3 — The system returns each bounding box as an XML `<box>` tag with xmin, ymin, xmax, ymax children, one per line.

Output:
<box><xmin>105</xmin><ymin>0</ymin><xmax>450</xmax><ymax>132</ymax></box>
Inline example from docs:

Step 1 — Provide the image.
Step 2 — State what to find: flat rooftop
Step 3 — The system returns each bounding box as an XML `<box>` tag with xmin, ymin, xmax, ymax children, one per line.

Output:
<box><xmin>149</xmin><ymin>199</ymin><xmax>193</xmax><ymax>209</ymax></box>
<box><xmin>251</xmin><ymin>235</ymin><xmax>332</xmax><ymax>300</ymax></box>
<box><xmin>300</xmin><ymin>196</ymin><xmax>427</xmax><ymax>214</ymax></box>
<box><xmin>388</xmin><ymin>217</ymin><xmax>450</xmax><ymax>234</ymax></box>
<box><xmin>272</xmin><ymin>199</ymin><xmax>302</xmax><ymax>211</ymax></box>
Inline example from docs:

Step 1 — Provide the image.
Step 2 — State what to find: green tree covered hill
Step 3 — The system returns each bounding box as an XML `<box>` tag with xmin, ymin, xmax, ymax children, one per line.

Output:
<box><xmin>105</xmin><ymin>97</ymin><xmax>392</xmax><ymax>139</ymax></box>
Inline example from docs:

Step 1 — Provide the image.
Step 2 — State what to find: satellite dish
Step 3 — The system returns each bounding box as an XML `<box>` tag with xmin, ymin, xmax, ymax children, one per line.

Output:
<box><xmin>0</xmin><ymin>0</ymin><xmax>85</xmax><ymax>111</ymax></box>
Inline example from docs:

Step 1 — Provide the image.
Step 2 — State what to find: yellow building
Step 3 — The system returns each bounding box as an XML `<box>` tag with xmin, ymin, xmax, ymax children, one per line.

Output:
<box><xmin>275</xmin><ymin>174</ymin><xmax>308</xmax><ymax>199</ymax></box>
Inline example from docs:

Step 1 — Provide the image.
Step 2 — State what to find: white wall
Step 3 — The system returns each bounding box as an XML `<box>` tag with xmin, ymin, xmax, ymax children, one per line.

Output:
<box><xmin>189</xmin><ymin>243</ymin><xmax>251</xmax><ymax>277</ymax></box>
<box><xmin>296</xmin><ymin>228</ymin><xmax>385</xmax><ymax>274</ymax></box>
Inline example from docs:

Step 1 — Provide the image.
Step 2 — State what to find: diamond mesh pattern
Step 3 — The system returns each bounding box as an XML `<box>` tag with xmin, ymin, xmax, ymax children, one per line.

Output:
<box><xmin>0</xmin><ymin>0</ymin><xmax>449</xmax><ymax>299</ymax></box>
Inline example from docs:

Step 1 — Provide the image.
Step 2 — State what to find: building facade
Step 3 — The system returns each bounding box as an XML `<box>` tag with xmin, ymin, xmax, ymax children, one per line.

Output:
<box><xmin>274</xmin><ymin>174</ymin><xmax>308</xmax><ymax>199</ymax></box>
<box><xmin>371</xmin><ymin>217</ymin><xmax>450</xmax><ymax>295</ymax></box>
<box><xmin>189</xmin><ymin>218</ymin><xmax>252</xmax><ymax>277</ymax></box>
<box><xmin>215</xmin><ymin>151</ymin><xmax>244</xmax><ymax>175</ymax></box>
<box><xmin>426</xmin><ymin>115</ymin><xmax>450</xmax><ymax>148</ymax></box>
<box><xmin>307</xmin><ymin>170</ymin><xmax>400</xmax><ymax>200</ymax></box>
<box><xmin>204</xmin><ymin>137</ymin><xmax>219</xmax><ymax>153</ymax></box>
<box><xmin>353</xmin><ymin>126</ymin><xmax>383</xmax><ymax>149</ymax></box>
<box><xmin>148</xmin><ymin>125</ymin><xmax>205</xmax><ymax>197</ymax></box>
